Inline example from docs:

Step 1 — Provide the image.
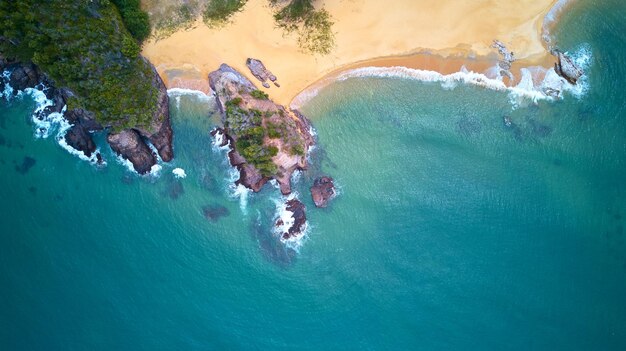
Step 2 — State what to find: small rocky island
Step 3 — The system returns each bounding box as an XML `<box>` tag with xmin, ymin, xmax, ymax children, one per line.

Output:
<box><xmin>209</xmin><ymin>63</ymin><xmax>320</xmax><ymax>241</ymax></box>
<box><xmin>209</xmin><ymin>63</ymin><xmax>314</xmax><ymax>195</ymax></box>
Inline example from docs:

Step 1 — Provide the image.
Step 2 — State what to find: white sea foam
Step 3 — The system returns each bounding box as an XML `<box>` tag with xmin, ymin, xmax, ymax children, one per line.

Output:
<box><xmin>149</xmin><ymin>164</ymin><xmax>163</xmax><ymax>177</ymax></box>
<box><xmin>1</xmin><ymin>71</ymin><xmax>14</xmax><ymax>98</ymax></box>
<box><xmin>167</xmin><ymin>88</ymin><xmax>211</xmax><ymax>101</ymax></box>
<box><xmin>211</xmin><ymin>128</ymin><xmax>230</xmax><ymax>152</ymax></box>
<box><xmin>336</xmin><ymin>62</ymin><xmax>591</xmax><ymax>109</ymax></box>
<box><xmin>172</xmin><ymin>167</ymin><xmax>187</xmax><ymax>179</ymax></box>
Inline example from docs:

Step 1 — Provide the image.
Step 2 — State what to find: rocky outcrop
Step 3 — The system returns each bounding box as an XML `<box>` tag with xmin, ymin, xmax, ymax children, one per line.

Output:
<box><xmin>246</xmin><ymin>58</ymin><xmax>279</xmax><ymax>88</ymax></box>
<box><xmin>553</xmin><ymin>50</ymin><xmax>583</xmax><ymax>84</ymax></box>
<box><xmin>208</xmin><ymin>63</ymin><xmax>314</xmax><ymax>195</ymax></box>
<box><xmin>276</xmin><ymin>199</ymin><xmax>307</xmax><ymax>241</ymax></box>
<box><xmin>492</xmin><ymin>40</ymin><xmax>515</xmax><ymax>81</ymax></box>
<box><xmin>310</xmin><ymin>176</ymin><xmax>335</xmax><ymax>208</ymax></box>
<box><xmin>133</xmin><ymin>63</ymin><xmax>174</xmax><ymax>162</ymax></box>
<box><xmin>107</xmin><ymin>129</ymin><xmax>157</xmax><ymax>174</ymax></box>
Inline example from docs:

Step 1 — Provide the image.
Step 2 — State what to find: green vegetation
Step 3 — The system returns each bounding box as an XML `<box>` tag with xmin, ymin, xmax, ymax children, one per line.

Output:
<box><xmin>142</xmin><ymin>0</ymin><xmax>203</xmax><ymax>40</ymax></box>
<box><xmin>250</xmin><ymin>89</ymin><xmax>269</xmax><ymax>100</ymax></box>
<box><xmin>224</xmin><ymin>97</ymin><xmax>279</xmax><ymax>177</ymax></box>
<box><xmin>271</xmin><ymin>0</ymin><xmax>334</xmax><ymax>55</ymax></box>
<box><xmin>0</xmin><ymin>0</ymin><xmax>160</xmax><ymax>131</ymax></box>
<box><xmin>111</xmin><ymin>0</ymin><xmax>151</xmax><ymax>43</ymax></box>
<box><xmin>203</xmin><ymin>0</ymin><xmax>248</xmax><ymax>27</ymax></box>
<box><xmin>250</xmin><ymin>90</ymin><xmax>270</xmax><ymax>100</ymax></box>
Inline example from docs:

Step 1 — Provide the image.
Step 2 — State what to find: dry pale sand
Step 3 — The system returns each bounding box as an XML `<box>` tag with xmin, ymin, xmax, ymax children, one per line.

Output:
<box><xmin>142</xmin><ymin>0</ymin><xmax>557</xmax><ymax>107</ymax></box>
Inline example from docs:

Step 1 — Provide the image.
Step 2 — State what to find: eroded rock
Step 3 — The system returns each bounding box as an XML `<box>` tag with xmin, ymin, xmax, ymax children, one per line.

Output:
<box><xmin>554</xmin><ymin>50</ymin><xmax>583</xmax><ymax>84</ymax></box>
<box><xmin>310</xmin><ymin>176</ymin><xmax>335</xmax><ymax>208</ymax></box>
<box><xmin>107</xmin><ymin>129</ymin><xmax>156</xmax><ymax>174</ymax></box>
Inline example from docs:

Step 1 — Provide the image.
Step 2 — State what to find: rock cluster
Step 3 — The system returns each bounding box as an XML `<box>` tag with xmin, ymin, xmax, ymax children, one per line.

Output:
<box><xmin>276</xmin><ymin>199</ymin><xmax>307</xmax><ymax>241</ymax></box>
<box><xmin>246</xmin><ymin>58</ymin><xmax>280</xmax><ymax>88</ymax></box>
<box><xmin>492</xmin><ymin>40</ymin><xmax>515</xmax><ymax>81</ymax></box>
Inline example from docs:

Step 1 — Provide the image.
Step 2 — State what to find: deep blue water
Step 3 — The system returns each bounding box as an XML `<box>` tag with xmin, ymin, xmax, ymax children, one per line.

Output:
<box><xmin>1</xmin><ymin>1</ymin><xmax>626</xmax><ymax>349</ymax></box>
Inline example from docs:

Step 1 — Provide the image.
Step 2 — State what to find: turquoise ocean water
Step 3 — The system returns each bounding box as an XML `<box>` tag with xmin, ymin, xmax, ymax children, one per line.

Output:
<box><xmin>1</xmin><ymin>1</ymin><xmax>626</xmax><ymax>349</ymax></box>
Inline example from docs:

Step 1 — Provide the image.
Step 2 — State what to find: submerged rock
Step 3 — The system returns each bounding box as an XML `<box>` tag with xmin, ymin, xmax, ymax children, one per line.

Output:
<box><xmin>553</xmin><ymin>50</ymin><xmax>583</xmax><ymax>85</ymax></box>
<box><xmin>203</xmin><ymin>205</ymin><xmax>230</xmax><ymax>222</ymax></box>
<box><xmin>15</xmin><ymin>156</ymin><xmax>36</xmax><ymax>174</ymax></box>
<box><xmin>310</xmin><ymin>176</ymin><xmax>336</xmax><ymax>208</ymax></box>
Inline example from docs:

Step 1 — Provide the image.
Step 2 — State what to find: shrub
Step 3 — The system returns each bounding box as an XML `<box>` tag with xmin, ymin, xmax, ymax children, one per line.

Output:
<box><xmin>250</xmin><ymin>89</ymin><xmax>269</xmax><ymax>100</ymax></box>
<box><xmin>203</xmin><ymin>0</ymin><xmax>248</xmax><ymax>27</ymax></box>
<box><xmin>111</xmin><ymin>0</ymin><xmax>151</xmax><ymax>43</ymax></box>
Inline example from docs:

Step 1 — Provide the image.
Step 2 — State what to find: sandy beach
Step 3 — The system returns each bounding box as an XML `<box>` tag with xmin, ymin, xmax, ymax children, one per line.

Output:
<box><xmin>142</xmin><ymin>0</ymin><xmax>558</xmax><ymax>107</ymax></box>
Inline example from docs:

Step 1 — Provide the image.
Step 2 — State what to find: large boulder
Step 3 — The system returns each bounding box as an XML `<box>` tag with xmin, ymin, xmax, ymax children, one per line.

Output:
<box><xmin>554</xmin><ymin>50</ymin><xmax>583</xmax><ymax>85</ymax></box>
<box><xmin>310</xmin><ymin>176</ymin><xmax>336</xmax><ymax>208</ymax></box>
<box><xmin>107</xmin><ymin>129</ymin><xmax>157</xmax><ymax>174</ymax></box>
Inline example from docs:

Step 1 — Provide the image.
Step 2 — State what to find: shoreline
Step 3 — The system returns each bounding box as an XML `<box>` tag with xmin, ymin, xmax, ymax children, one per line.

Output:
<box><xmin>142</xmin><ymin>0</ymin><xmax>563</xmax><ymax>108</ymax></box>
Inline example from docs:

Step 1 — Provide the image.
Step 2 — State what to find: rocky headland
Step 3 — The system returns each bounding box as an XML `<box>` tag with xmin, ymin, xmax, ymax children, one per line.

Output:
<box><xmin>0</xmin><ymin>57</ymin><xmax>173</xmax><ymax>174</ymax></box>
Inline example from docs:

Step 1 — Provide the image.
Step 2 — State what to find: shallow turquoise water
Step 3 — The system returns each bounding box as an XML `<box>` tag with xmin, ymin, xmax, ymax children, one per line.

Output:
<box><xmin>1</xmin><ymin>1</ymin><xmax>626</xmax><ymax>349</ymax></box>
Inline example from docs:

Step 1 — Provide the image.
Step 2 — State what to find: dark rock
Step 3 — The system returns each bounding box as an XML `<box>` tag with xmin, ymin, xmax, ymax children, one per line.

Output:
<box><xmin>15</xmin><ymin>156</ymin><xmax>36</xmax><ymax>174</ymax></box>
<box><xmin>64</xmin><ymin>124</ymin><xmax>96</xmax><ymax>157</ymax></box>
<box><xmin>202</xmin><ymin>205</ymin><xmax>230</xmax><ymax>222</ymax></box>
<box><xmin>553</xmin><ymin>50</ymin><xmax>583</xmax><ymax>84</ymax></box>
<box><xmin>28</xmin><ymin>186</ymin><xmax>37</xmax><ymax>194</ymax></box>
<box><xmin>65</xmin><ymin>108</ymin><xmax>102</xmax><ymax>132</ymax></box>
<box><xmin>277</xmin><ymin>199</ymin><xmax>307</xmax><ymax>240</ymax></box>
<box><xmin>310</xmin><ymin>176</ymin><xmax>336</xmax><ymax>208</ymax></box>
<box><xmin>107</xmin><ymin>129</ymin><xmax>156</xmax><ymax>174</ymax></box>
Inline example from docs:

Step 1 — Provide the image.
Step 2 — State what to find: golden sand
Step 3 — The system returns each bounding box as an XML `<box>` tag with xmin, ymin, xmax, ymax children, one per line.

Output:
<box><xmin>141</xmin><ymin>0</ymin><xmax>557</xmax><ymax>107</ymax></box>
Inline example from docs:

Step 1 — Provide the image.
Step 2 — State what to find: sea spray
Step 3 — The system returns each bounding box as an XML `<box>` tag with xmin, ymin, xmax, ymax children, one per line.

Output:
<box><xmin>172</xmin><ymin>168</ymin><xmax>187</xmax><ymax>179</ymax></box>
<box><xmin>212</xmin><ymin>129</ymin><xmax>252</xmax><ymax>214</ymax></box>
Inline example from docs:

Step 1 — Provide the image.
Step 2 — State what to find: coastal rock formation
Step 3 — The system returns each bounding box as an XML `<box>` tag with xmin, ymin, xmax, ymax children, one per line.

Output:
<box><xmin>107</xmin><ymin>129</ymin><xmax>157</xmax><ymax>174</ymax></box>
<box><xmin>276</xmin><ymin>199</ymin><xmax>307</xmax><ymax>241</ymax></box>
<box><xmin>492</xmin><ymin>40</ymin><xmax>515</xmax><ymax>81</ymax></box>
<box><xmin>553</xmin><ymin>50</ymin><xmax>583</xmax><ymax>84</ymax></box>
<box><xmin>246</xmin><ymin>58</ymin><xmax>279</xmax><ymax>88</ymax></box>
<box><xmin>310</xmin><ymin>176</ymin><xmax>336</xmax><ymax>208</ymax></box>
<box><xmin>208</xmin><ymin>63</ymin><xmax>314</xmax><ymax>195</ymax></box>
<box><xmin>133</xmin><ymin>64</ymin><xmax>174</xmax><ymax>163</ymax></box>
<box><xmin>1</xmin><ymin>57</ymin><xmax>174</xmax><ymax>173</ymax></box>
